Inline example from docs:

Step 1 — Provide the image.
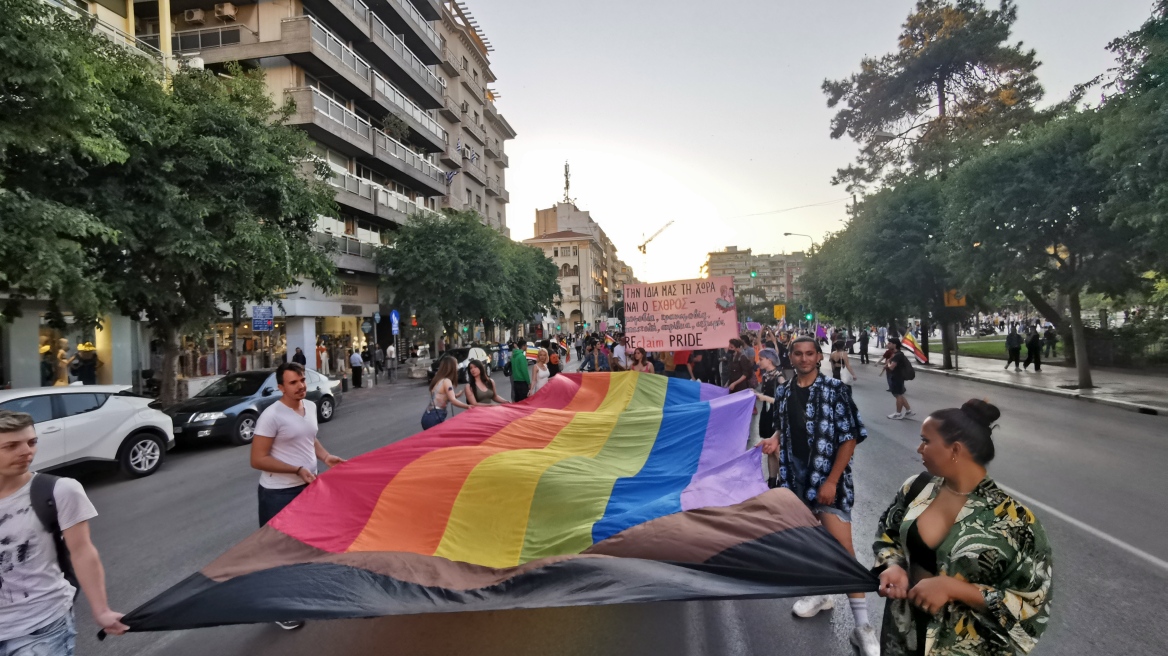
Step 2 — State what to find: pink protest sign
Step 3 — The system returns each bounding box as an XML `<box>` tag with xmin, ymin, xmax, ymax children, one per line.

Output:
<box><xmin>623</xmin><ymin>277</ymin><xmax>740</xmax><ymax>352</ymax></box>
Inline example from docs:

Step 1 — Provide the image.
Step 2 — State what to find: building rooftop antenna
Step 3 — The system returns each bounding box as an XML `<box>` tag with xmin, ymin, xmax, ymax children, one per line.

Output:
<box><xmin>562</xmin><ymin>160</ymin><xmax>575</xmax><ymax>204</ymax></box>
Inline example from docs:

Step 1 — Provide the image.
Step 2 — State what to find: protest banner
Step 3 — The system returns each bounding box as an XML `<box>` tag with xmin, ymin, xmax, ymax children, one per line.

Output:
<box><xmin>623</xmin><ymin>276</ymin><xmax>739</xmax><ymax>352</ymax></box>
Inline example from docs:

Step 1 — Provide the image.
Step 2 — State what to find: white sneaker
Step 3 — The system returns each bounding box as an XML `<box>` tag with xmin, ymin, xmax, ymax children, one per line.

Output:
<box><xmin>275</xmin><ymin>621</ymin><xmax>305</xmax><ymax>630</ymax></box>
<box><xmin>792</xmin><ymin>594</ymin><xmax>834</xmax><ymax>618</ymax></box>
<box><xmin>904</xmin><ymin>409</ymin><xmax>916</xmax><ymax>418</ymax></box>
<box><xmin>887</xmin><ymin>411</ymin><xmax>905</xmax><ymax>420</ymax></box>
<box><xmin>850</xmin><ymin>623</ymin><xmax>880</xmax><ymax>656</ymax></box>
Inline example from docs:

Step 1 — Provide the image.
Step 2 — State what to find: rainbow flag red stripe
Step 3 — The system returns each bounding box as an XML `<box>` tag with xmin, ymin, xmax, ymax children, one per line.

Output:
<box><xmin>121</xmin><ymin>373</ymin><xmax>876</xmax><ymax>631</ymax></box>
<box><xmin>901</xmin><ymin>331</ymin><xmax>928</xmax><ymax>363</ymax></box>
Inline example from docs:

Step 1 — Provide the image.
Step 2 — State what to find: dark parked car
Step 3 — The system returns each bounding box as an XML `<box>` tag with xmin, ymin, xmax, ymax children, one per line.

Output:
<box><xmin>165</xmin><ymin>369</ymin><xmax>341</xmax><ymax>446</ymax></box>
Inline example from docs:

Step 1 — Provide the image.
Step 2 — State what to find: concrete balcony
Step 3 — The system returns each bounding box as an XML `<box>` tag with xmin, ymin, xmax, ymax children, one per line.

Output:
<box><xmin>439</xmin><ymin>142</ymin><xmax>462</xmax><ymax>167</ymax></box>
<box><xmin>496</xmin><ymin>187</ymin><xmax>510</xmax><ymax>204</ymax></box>
<box><xmin>458</xmin><ymin>61</ymin><xmax>485</xmax><ymax>101</ymax></box>
<box><xmin>439</xmin><ymin>47</ymin><xmax>460</xmax><ymax>76</ymax></box>
<box><xmin>366</xmin><ymin>0</ymin><xmax>442</xmax><ymax>64</ymax></box>
<box><xmin>368</xmin><ymin>72</ymin><xmax>446</xmax><ymax>152</ymax></box>
<box><xmin>315</xmin><ymin>232</ymin><xmax>378</xmax><ymax>274</ymax></box>
<box><xmin>496</xmin><ymin>151</ymin><xmax>509</xmax><ymax>168</ymax></box>
<box><xmin>461</xmin><ymin>155</ymin><xmax>486</xmax><ymax>184</ymax></box>
<box><xmin>286</xmin><ymin>87</ymin><xmax>373</xmax><ymax>158</ymax></box>
<box><xmin>485</xmin><ymin>178</ymin><xmax>500</xmax><ymax>197</ymax></box>
<box><xmin>461</xmin><ymin>117</ymin><xmax>486</xmax><ymax>145</ymax></box>
<box><xmin>438</xmin><ymin>94</ymin><xmax>462</xmax><ymax>121</ymax></box>
<box><xmin>328</xmin><ymin>171</ymin><xmax>377</xmax><ymax>215</ymax></box>
<box><xmin>301</xmin><ymin>0</ymin><xmax>373</xmax><ymax>43</ymax></box>
<box><xmin>484</xmin><ymin>138</ymin><xmax>502</xmax><ymax>159</ymax></box>
<box><xmin>195</xmin><ymin>18</ymin><xmax>372</xmax><ymax>102</ymax></box>
<box><xmin>368</xmin><ymin>129</ymin><xmax>447</xmax><ymax>196</ymax></box>
<box><xmin>363</xmin><ymin>13</ymin><xmax>444</xmax><ymax>108</ymax></box>
<box><xmin>412</xmin><ymin>0</ymin><xmax>441</xmax><ymax>20</ymax></box>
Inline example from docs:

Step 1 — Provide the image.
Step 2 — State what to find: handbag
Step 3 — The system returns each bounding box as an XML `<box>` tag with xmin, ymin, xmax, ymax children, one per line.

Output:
<box><xmin>841</xmin><ymin>366</ymin><xmax>855</xmax><ymax>386</ymax></box>
<box><xmin>421</xmin><ymin>404</ymin><xmax>446</xmax><ymax>430</ymax></box>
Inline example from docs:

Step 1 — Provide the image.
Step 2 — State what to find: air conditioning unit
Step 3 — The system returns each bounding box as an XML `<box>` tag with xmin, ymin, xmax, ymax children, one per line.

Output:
<box><xmin>214</xmin><ymin>3</ymin><xmax>237</xmax><ymax>20</ymax></box>
<box><xmin>184</xmin><ymin>9</ymin><xmax>205</xmax><ymax>25</ymax></box>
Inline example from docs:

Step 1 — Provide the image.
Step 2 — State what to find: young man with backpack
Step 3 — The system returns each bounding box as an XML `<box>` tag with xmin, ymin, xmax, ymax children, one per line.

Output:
<box><xmin>882</xmin><ymin>337</ymin><xmax>915</xmax><ymax>419</ymax></box>
<box><xmin>0</xmin><ymin>410</ymin><xmax>128</xmax><ymax>654</ymax></box>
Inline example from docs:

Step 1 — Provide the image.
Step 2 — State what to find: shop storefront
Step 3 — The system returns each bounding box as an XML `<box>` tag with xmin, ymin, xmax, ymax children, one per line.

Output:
<box><xmin>0</xmin><ymin>300</ymin><xmax>139</xmax><ymax>390</ymax></box>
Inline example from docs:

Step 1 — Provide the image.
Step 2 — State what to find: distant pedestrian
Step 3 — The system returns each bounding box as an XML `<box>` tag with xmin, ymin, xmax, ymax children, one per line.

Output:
<box><xmin>349</xmin><ymin>349</ymin><xmax>363</xmax><ymax>388</ymax></box>
<box><xmin>510</xmin><ymin>339</ymin><xmax>531</xmax><ymax>402</ymax></box>
<box><xmin>291</xmin><ymin>347</ymin><xmax>307</xmax><ymax>366</ymax></box>
<box><xmin>830</xmin><ymin>340</ymin><xmax>858</xmax><ymax>385</ymax></box>
<box><xmin>874</xmin><ymin>400</ymin><xmax>1052</xmax><ymax>655</ymax></box>
<box><xmin>673</xmin><ymin>350</ymin><xmax>695</xmax><ymax>380</ymax></box>
<box><xmin>1024</xmin><ymin>327</ymin><xmax>1043</xmax><ymax>372</ymax></box>
<box><xmin>1005</xmin><ymin>326</ymin><xmax>1023</xmax><ymax>371</ymax></box>
<box><xmin>858</xmin><ymin>328</ymin><xmax>871</xmax><ymax>364</ymax></box>
<box><xmin>580</xmin><ymin>341</ymin><xmax>610</xmax><ymax>372</ymax></box>
<box><xmin>877</xmin><ymin>326</ymin><xmax>887</xmax><ymax>348</ymax></box>
<box><xmin>1044</xmin><ymin>325</ymin><xmax>1058</xmax><ymax>358</ymax></box>
<box><xmin>531</xmin><ymin>349</ymin><xmax>551</xmax><ymax>395</ymax></box>
<box><xmin>374</xmin><ymin>346</ymin><xmax>385</xmax><ymax>375</ymax></box>
<box><xmin>725</xmin><ymin>339</ymin><xmax>754</xmax><ymax>393</ymax></box>
<box><xmin>250</xmin><ymin>363</ymin><xmax>345</xmax><ymax>629</ymax></box>
<box><xmin>0</xmin><ymin>411</ymin><xmax>129</xmax><ymax>652</ymax></box>
<box><xmin>758</xmin><ymin>337</ymin><xmax>878</xmax><ymax>656</ymax></box>
<box><xmin>882</xmin><ymin>337</ymin><xmax>914</xmax><ymax>420</ymax></box>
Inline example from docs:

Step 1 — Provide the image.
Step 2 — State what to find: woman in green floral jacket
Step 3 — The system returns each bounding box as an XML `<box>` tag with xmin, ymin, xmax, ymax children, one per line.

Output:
<box><xmin>873</xmin><ymin>399</ymin><xmax>1052</xmax><ymax>655</ymax></box>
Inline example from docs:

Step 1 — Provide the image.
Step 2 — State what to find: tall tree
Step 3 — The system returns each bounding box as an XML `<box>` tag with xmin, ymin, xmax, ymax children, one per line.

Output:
<box><xmin>0</xmin><ymin>0</ymin><xmax>138</xmax><ymax>322</ymax></box>
<box><xmin>944</xmin><ymin>112</ymin><xmax>1147</xmax><ymax>388</ymax></box>
<box><xmin>822</xmin><ymin>0</ymin><xmax>1045</xmax><ymax>366</ymax></box>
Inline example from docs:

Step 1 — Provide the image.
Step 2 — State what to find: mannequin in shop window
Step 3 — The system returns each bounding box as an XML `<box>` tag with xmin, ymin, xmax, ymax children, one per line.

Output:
<box><xmin>316</xmin><ymin>340</ymin><xmax>330</xmax><ymax>376</ymax></box>
<box><xmin>55</xmin><ymin>338</ymin><xmax>71</xmax><ymax>386</ymax></box>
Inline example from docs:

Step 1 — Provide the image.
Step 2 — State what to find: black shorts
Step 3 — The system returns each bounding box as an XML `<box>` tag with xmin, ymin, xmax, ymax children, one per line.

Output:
<box><xmin>887</xmin><ymin>374</ymin><xmax>906</xmax><ymax>396</ymax></box>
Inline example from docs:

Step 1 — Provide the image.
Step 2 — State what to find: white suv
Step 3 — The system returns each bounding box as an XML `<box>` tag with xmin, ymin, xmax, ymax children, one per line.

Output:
<box><xmin>0</xmin><ymin>386</ymin><xmax>175</xmax><ymax>478</ymax></box>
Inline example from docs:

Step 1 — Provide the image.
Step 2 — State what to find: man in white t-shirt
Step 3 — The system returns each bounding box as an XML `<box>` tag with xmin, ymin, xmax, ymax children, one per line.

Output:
<box><xmin>0</xmin><ymin>411</ymin><xmax>128</xmax><ymax>654</ymax></box>
<box><xmin>613</xmin><ymin>335</ymin><xmax>628</xmax><ymax>370</ymax></box>
<box><xmin>249</xmin><ymin>362</ymin><xmax>345</xmax><ymax>630</ymax></box>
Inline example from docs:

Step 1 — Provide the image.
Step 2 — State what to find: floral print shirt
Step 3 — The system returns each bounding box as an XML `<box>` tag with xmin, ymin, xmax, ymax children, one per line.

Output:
<box><xmin>774</xmin><ymin>374</ymin><xmax>867</xmax><ymax>513</ymax></box>
<box><xmin>874</xmin><ymin>475</ymin><xmax>1053</xmax><ymax>655</ymax></box>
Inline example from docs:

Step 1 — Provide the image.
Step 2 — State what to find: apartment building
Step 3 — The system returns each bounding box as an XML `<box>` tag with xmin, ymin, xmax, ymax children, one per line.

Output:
<box><xmin>703</xmin><ymin>247</ymin><xmax>806</xmax><ymax>304</ymax></box>
<box><xmin>525</xmin><ymin>201</ymin><xmax>636</xmax><ymax>334</ymax></box>
<box><xmin>434</xmin><ymin>1</ymin><xmax>515</xmax><ymax>236</ymax></box>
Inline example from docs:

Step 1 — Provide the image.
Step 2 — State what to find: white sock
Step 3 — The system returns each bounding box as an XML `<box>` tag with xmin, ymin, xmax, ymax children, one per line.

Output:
<box><xmin>849</xmin><ymin>597</ymin><xmax>869</xmax><ymax>627</ymax></box>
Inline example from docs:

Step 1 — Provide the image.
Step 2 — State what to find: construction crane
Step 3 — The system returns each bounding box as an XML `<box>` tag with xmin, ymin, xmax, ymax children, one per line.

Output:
<box><xmin>637</xmin><ymin>220</ymin><xmax>675</xmax><ymax>254</ymax></box>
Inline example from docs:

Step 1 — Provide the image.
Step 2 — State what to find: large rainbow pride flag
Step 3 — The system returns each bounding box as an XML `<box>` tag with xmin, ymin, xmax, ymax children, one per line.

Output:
<box><xmin>122</xmin><ymin>372</ymin><xmax>876</xmax><ymax>631</ymax></box>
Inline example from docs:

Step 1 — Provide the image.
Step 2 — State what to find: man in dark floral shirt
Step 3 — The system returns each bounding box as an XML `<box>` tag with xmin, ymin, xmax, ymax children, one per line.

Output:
<box><xmin>760</xmin><ymin>335</ymin><xmax>876</xmax><ymax>655</ymax></box>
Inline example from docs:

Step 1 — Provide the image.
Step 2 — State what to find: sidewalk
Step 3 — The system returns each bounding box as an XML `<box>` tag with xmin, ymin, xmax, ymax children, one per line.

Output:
<box><xmin>851</xmin><ymin>345</ymin><xmax>1168</xmax><ymax>416</ymax></box>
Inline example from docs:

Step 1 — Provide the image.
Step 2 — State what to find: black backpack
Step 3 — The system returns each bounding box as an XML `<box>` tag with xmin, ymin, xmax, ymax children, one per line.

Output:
<box><xmin>900</xmin><ymin>355</ymin><xmax>916</xmax><ymax>381</ymax></box>
<box><xmin>30</xmin><ymin>474</ymin><xmax>80</xmax><ymax>597</ymax></box>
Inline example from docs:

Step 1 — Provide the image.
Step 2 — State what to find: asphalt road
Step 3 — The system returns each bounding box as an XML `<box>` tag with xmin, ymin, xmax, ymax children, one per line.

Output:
<box><xmin>62</xmin><ymin>364</ymin><xmax>1167</xmax><ymax>656</ymax></box>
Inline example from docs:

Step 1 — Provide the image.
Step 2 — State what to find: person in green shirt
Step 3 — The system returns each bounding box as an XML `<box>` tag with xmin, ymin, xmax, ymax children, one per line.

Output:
<box><xmin>510</xmin><ymin>338</ymin><xmax>531</xmax><ymax>401</ymax></box>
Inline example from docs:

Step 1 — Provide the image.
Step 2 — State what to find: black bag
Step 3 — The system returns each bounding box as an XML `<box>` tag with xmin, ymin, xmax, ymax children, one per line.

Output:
<box><xmin>30</xmin><ymin>474</ymin><xmax>80</xmax><ymax>598</ymax></box>
<box><xmin>900</xmin><ymin>355</ymin><xmax>917</xmax><ymax>381</ymax></box>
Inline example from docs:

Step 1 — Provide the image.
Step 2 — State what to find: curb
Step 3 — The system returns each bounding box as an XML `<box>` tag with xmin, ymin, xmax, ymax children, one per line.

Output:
<box><xmin>848</xmin><ymin>354</ymin><xmax>1166</xmax><ymax>417</ymax></box>
<box><xmin>914</xmin><ymin>363</ymin><xmax>1166</xmax><ymax>417</ymax></box>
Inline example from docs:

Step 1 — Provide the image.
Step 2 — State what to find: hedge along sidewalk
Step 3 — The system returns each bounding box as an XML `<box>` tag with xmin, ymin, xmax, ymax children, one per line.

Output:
<box><xmin>849</xmin><ymin>347</ymin><xmax>1168</xmax><ymax>417</ymax></box>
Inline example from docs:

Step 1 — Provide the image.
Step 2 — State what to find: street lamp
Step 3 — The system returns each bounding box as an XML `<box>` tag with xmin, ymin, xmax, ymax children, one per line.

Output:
<box><xmin>784</xmin><ymin>232</ymin><xmax>816</xmax><ymax>251</ymax></box>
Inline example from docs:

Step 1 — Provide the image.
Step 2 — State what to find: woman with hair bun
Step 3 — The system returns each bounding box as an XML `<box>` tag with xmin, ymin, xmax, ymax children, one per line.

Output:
<box><xmin>873</xmin><ymin>400</ymin><xmax>1053</xmax><ymax>656</ymax></box>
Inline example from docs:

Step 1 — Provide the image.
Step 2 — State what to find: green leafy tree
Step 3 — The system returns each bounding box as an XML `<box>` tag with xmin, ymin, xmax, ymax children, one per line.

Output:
<box><xmin>944</xmin><ymin>112</ymin><xmax>1147</xmax><ymax>387</ymax></box>
<box><xmin>0</xmin><ymin>0</ymin><xmax>137</xmax><ymax>322</ymax></box>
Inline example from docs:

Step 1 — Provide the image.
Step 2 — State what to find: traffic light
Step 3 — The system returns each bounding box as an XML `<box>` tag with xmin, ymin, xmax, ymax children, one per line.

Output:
<box><xmin>462</xmin><ymin>325</ymin><xmax>468</xmax><ymax>332</ymax></box>
<box><xmin>805</xmin><ymin>311</ymin><xmax>814</xmax><ymax>321</ymax></box>
<box><xmin>556</xmin><ymin>324</ymin><xmax>561</xmax><ymax>331</ymax></box>
<box><xmin>750</xmin><ymin>269</ymin><xmax>757</xmax><ymax>278</ymax></box>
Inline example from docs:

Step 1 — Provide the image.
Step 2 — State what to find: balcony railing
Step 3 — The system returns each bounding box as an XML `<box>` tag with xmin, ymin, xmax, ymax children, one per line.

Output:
<box><xmin>373</xmin><ymin>129</ymin><xmax>444</xmax><ymax>184</ymax></box>
<box><xmin>389</xmin><ymin>0</ymin><xmax>441</xmax><ymax>51</ymax></box>
<box><xmin>336</xmin><ymin>0</ymin><xmax>371</xmax><ymax>24</ymax></box>
<box><xmin>328</xmin><ymin>170</ymin><xmax>375</xmax><ymax>200</ymax></box>
<box><xmin>370</xmin><ymin>13</ymin><xmax>443</xmax><ymax>96</ymax></box>
<box><xmin>47</xmin><ymin>0</ymin><xmax>164</xmax><ymax>59</ymax></box>
<box><xmin>158</xmin><ymin>24</ymin><xmax>254</xmax><ymax>54</ymax></box>
<box><xmin>485</xmin><ymin>178</ymin><xmax>501</xmax><ymax>196</ymax></box>
<box><xmin>312</xmin><ymin>88</ymin><xmax>372</xmax><ymax>140</ymax></box>
<box><xmin>304</xmin><ymin>16</ymin><xmax>370</xmax><ymax>83</ymax></box>
<box><xmin>376</xmin><ymin>185</ymin><xmax>441</xmax><ymax>219</ymax></box>
<box><xmin>373</xmin><ymin>72</ymin><xmax>447</xmax><ymax>142</ymax></box>
<box><xmin>458</xmin><ymin>61</ymin><xmax>484</xmax><ymax>99</ymax></box>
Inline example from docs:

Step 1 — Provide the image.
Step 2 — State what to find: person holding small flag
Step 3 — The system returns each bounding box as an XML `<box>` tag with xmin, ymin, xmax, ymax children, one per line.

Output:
<box><xmin>882</xmin><ymin>337</ymin><xmax>915</xmax><ymax>420</ymax></box>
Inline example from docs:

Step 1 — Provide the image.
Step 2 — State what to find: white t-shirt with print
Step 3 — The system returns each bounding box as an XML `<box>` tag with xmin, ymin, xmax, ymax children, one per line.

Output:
<box><xmin>254</xmin><ymin>400</ymin><xmax>319</xmax><ymax>490</ymax></box>
<box><xmin>0</xmin><ymin>474</ymin><xmax>97</xmax><ymax>641</ymax></box>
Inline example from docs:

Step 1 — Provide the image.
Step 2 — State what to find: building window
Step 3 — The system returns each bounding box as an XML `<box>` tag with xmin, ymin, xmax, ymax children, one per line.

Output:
<box><xmin>572</xmin><ymin>285</ymin><xmax>580</xmax><ymax>295</ymax></box>
<box><xmin>572</xmin><ymin>246</ymin><xmax>578</xmax><ymax>256</ymax></box>
<box><xmin>466</xmin><ymin>189</ymin><xmax>472</xmax><ymax>205</ymax></box>
<box><xmin>475</xmin><ymin>194</ymin><xmax>482</xmax><ymax>207</ymax></box>
<box><xmin>553</xmin><ymin>247</ymin><xmax>559</xmax><ymax>257</ymax></box>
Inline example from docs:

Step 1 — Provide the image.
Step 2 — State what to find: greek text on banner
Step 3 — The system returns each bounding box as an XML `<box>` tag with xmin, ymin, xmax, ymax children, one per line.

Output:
<box><xmin>623</xmin><ymin>276</ymin><xmax>740</xmax><ymax>352</ymax></box>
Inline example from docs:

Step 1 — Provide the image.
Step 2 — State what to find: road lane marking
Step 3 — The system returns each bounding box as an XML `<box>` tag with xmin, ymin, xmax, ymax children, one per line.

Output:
<box><xmin>999</xmin><ymin>484</ymin><xmax>1168</xmax><ymax>573</ymax></box>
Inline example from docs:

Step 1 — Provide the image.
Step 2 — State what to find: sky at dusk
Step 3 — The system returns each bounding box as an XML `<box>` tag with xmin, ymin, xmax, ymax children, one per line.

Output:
<box><xmin>471</xmin><ymin>0</ymin><xmax>1155</xmax><ymax>283</ymax></box>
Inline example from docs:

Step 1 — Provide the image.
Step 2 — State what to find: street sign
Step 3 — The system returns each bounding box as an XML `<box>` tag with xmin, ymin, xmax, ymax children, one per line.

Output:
<box><xmin>944</xmin><ymin>289</ymin><xmax>967</xmax><ymax>307</ymax></box>
<box><xmin>251</xmin><ymin>306</ymin><xmax>273</xmax><ymax>332</ymax></box>
<box><xmin>773</xmin><ymin>304</ymin><xmax>786</xmax><ymax>320</ymax></box>
<box><xmin>374</xmin><ymin>311</ymin><xmax>381</xmax><ymax>324</ymax></box>
<box><xmin>362</xmin><ymin>321</ymin><xmax>373</xmax><ymax>334</ymax></box>
<box><xmin>390</xmin><ymin>309</ymin><xmax>401</xmax><ymax>335</ymax></box>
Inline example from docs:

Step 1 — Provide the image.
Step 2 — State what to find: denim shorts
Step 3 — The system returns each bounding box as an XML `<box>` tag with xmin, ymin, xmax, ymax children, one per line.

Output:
<box><xmin>0</xmin><ymin>609</ymin><xmax>76</xmax><ymax>656</ymax></box>
<box><xmin>258</xmin><ymin>484</ymin><xmax>308</xmax><ymax>527</ymax></box>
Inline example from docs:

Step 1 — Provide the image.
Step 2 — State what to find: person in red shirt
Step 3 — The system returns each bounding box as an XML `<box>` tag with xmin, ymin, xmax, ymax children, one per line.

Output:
<box><xmin>672</xmin><ymin>350</ymin><xmax>694</xmax><ymax>380</ymax></box>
